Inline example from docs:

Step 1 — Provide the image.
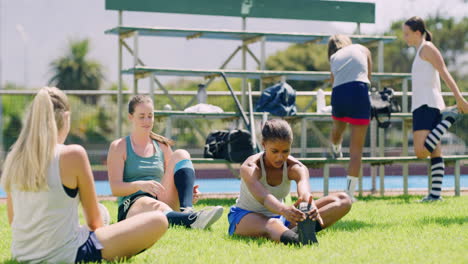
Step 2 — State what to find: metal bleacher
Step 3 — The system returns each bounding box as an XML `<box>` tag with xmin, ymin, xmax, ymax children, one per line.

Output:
<box><xmin>105</xmin><ymin>0</ymin><xmax>467</xmax><ymax>196</ymax></box>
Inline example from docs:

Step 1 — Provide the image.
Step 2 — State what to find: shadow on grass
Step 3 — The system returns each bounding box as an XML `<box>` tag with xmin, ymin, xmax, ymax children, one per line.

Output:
<box><xmin>327</xmin><ymin>219</ymin><xmax>391</xmax><ymax>232</ymax></box>
<box><xmin>419</xmin><ymin>216</ymin><xmax>468</xmax><ymax>226</ymax></box>
<box><xmin>229</xmin><ymin>234</ymin><xmax>275</xmax><ymax>247</ymax></box>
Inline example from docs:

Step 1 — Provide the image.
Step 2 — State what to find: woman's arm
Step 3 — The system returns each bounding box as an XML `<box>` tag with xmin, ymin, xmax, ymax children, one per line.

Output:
<box><xmin>61</xmin><ymin>144</ymin><xmax>102</xmax><ymax>230</ymax></box>
<box><xmin>365</xmin><ymin>46</ymin><xmax>373</xmax><ymax>81</ymax></box>
<box><xmin>288</xmin><ymin>158</ymin><xmax>323</xmax><ymax>224</ymax></box>
<box><xmin>241</xmin><ymin>161</ymin><xmax>305</xmax><ymax>223</ymax></box>
<box><xmin>7</xmin><ymin>193</ymin><xmax>13</xmax><ymax>226</ymax></box>
<box><xmin>288</xmin><ymin>162</ymin><xmax>311</xmax><ymax>203</ymax></box>
<box><xmin>422</xmin><ymin>43</ymin><xmax>468</xmax><ymax>113</ymax></box>
<box><xmin>107</xmin><ymin>139</ymin><xmax>165</xmax><ymax>198</ymax></box>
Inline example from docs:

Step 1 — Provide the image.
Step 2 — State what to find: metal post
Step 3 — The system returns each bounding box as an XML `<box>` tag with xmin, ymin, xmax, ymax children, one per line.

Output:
<box><xmin>117</xmin><ymin>11</ymin><xmax>123</xmax><ymax>138</ymax></box>
<box><xmin>324</xmin><ymin>164</ymin><xmax>329</xmax><ymax>196</ymax></box>
<box><xmin>300</xmin><ymin>118</ymin><xmax>307</xmax><ymax>158</ymax></box>
<box><xmin>133</xmin><ymin>31</ymin><xmax>139</xmax><ymax>94</ymax></box>
<box><xmin>149</xmin><ymin>73</ymin><xmax>155</xmax><ymax>104</ymax></box>
<box><xmin>455</xmin><ymin>160</ymin><xmax>460</xmax><ymax>196</ymax></box>
<box><xmin>241</xmin><ymin>17</ymin><xmax>247</xmax><ymax>111</ymax></box>
<box><xmin>163</xmin><ymin>103</ymin><xmax>173</xmax><ymax>139</ymax></box>
<box><xmin>402</xmin><ymin>78</ymin><xmax>409</xmax><ymax>113</ymax></box>
<box><xmin>358</xmin><ymin>166</ymin><xmax>363</xmax><ymax>196</ymax></box>
<box><xmin>378</xmin><ymin>40</ymin><xmax>384</xmax><ymax>74</ymax></box>
<box><xmin>377</xmin><ymin>40</ymin><xmax>385</xmax><ymax>195</ymax></box>
<box><xmin>402</xmin><ymin>120</ymin><xmax>409</xmax><ymax>195</ymax></box>
<box><xmin>370</xmin><ymin>120</ymin><xmax>377</xmax><ymax>193</ymax></box>
<box><xmin>260</xmin><ymin>36</ymin><xmax>266</xmax><ymax>91</ymax></box>
<box><xmin>379</xmin><ymin>128</ymin><xmax>385</xmax><ymax>196</ymax></box>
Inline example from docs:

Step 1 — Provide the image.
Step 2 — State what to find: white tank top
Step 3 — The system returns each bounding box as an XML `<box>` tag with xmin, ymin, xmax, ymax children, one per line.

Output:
<box><xmin>330</xmin><ymin>44</ymin><xmax>370</xmax><ymax>87</ymax></box>
<box><xmin>235</xmin><ymin>153</ymin><xmax>291</xmax><ymax>217</ymax></box>
<box><xmin>10</xmin><ymin>144</ymin><xmax>89</xmax><ymax>263</ymax></box>
<box><xmin>411</xmin><ymin>40</ymin><xmax>445</xmax><ymax>111</ymax></box>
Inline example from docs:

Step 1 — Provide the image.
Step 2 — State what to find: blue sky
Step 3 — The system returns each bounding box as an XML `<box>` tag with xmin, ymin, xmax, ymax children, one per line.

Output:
<box><xmin>0</xmin><ymin>0</ymin><xmax>466</xmax><ymax>89</ymax></box>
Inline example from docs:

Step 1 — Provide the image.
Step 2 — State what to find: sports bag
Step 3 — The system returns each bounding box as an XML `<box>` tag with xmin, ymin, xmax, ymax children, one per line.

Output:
<box><xmin>203</xmin><ymin>130</ymin><xmax>255</xmax><ymax>163</ymax></box>
<box><xmin>255</xmin><ymin>82</ymin><xmax>297</xmax><ymax>116</ymax></box>
<box><xmin>369</xmin><ymin>87</ymin><xmax>401</xmax><ymax>128</ymax></box>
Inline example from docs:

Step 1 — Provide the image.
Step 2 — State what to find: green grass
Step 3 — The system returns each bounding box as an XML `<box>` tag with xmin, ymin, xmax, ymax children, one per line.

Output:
<box><xmin>1</xmin><ymin>196</ymin><xmax>468</xmax><ymax>264</ymax></box>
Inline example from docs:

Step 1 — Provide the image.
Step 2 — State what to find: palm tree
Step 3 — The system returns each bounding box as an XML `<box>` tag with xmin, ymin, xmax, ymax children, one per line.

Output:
<box><xmin>49</xmin><ymin>39</ymin><xmax>104</xmax><ymax>104</ymax></box>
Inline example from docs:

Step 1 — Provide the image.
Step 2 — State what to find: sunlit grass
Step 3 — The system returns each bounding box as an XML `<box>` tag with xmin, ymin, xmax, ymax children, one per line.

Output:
<box><xmin>1</xmin><ymin>196</ymin><xmax>467</xmax><ymax>263</ymax></box>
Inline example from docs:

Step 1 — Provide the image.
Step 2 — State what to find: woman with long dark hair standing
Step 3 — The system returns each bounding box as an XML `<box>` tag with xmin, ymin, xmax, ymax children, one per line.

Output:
<box><xmin>403</xmin><ymin>16</ymin><xmax>468</xmax><ymax>201</ymax></box>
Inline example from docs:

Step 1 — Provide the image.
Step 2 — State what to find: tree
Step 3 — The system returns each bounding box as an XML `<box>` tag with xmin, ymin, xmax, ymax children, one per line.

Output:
<box><xmin>265</xmin><ymin>43</ymin><xmax>329</xmax><ymax>91</ymax></box>
<box><xmin>383</xmin><ymin>16</ymin><xmax>468</xmax><ymax>75</ymax></box>
<box><xmin>49</xmin><ymin>39</ymin><xmax>104</xmax><ymax>104</ymax></box>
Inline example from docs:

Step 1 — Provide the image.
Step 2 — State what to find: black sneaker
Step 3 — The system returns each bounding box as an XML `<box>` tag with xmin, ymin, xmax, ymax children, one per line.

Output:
<box><xmin>297</xmin><ymin>202</ymin><xmax>319</xmax><ymax>245</ymax></box>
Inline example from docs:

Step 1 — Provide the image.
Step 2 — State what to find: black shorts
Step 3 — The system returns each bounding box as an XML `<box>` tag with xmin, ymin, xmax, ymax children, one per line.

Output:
<box><xmin>412</xmin><ymin>105</ymin><xmax>442</xmax><ymax>131</ymax></box>
<box><xmin>117</xmin><ymin>192</ymin><xmax>157</xmax><ymax>222</ymax></box>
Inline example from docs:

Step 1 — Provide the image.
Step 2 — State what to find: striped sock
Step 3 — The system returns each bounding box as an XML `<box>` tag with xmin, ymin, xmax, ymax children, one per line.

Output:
<box><xmin>429</xmin><ymin>157</ymin><xmax>444</xmax><ymax>199</ymax></box>
<box><xmin>424</xmin><ymin>118</ymin><xmax>455</xmax><ymax>153</ymax></box>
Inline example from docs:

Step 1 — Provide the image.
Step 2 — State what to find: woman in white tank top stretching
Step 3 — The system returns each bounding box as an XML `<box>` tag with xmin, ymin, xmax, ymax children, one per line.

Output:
<box><xmin>1</xmin><ymin>87</ymin><xmax>167</xmax><ymax>263</ymax></box>
<box><xmin>227</xmin><ymin>119</ymin><xmax>352</xmax><ymax>245</ymax></box>
<box><xmin>403</xmin><ymin>16</ymin><xmax>468</xmax><ymax>202</ymax></box>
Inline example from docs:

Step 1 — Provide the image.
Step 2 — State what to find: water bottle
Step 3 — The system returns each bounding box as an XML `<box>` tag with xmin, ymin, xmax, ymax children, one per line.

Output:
<box><xmin>197</xmin><ymin>84</ymin><xmax>207</xmax><ymax>104</ymax></box>
<box><xmin>316</xmin><ymin>88</ymin><xmax>325</xmax><ymax>113</ymax></box>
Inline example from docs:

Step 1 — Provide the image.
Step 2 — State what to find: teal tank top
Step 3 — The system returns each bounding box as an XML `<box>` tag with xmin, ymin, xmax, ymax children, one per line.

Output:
<box><xmin>118</xmin><ymin>136</ymin><xmax>165</xmax><ymax>206</ymax></box>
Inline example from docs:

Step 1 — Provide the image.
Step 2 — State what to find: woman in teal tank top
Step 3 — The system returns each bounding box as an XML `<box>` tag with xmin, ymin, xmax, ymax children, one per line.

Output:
<box><xmin>107</xmin><ymin>95</ymin><xmax>223</xmax><ymax>229</ymax></box>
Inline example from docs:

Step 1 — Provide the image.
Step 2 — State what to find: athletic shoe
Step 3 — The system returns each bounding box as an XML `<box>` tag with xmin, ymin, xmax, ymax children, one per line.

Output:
<box><xmin>96</xmin><ymin>203</ymin><xmax>111</xmax><ymax>226</ymax></box>
<box><xmin>297</xmin><ymin>202</ymin><xmax>319</xmax><ymax>245</ymax></box>
<box><xmin>441</xmin><ymin>106</ymin><xmax>462</xmax><ymax>122</ymax></box>
<box><xmin>189</xmin><ymin>206</ymin><xmax>224</xmax><ymax>229</ymax></box>
<box><xmin>181</xmin><ymin>207</ymin><xmax>195</xmax><ymax>213</ymax></box>
<box><xmin>419</xmin><ymin>195</ymin><xmax>443</xmax><ymax>203</ymax></box>
<box><xmin>327</xmin><ymin>146</ymin><xmax>343</xmax><ymax>159</ymax></box>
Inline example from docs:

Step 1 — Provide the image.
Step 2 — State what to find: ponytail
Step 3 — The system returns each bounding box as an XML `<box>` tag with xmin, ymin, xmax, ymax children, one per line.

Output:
<box><xmin>1</xmin><ymin>87</ymin><xmax>69</xmax><ymax>192</ymax></box>
<box><xmin>424</xmin><ymin>29</ymin><xmax>432</xmax><ymax>42</ymax></box>
<box><xmin>150</xmin><ymin>132</ymin><xmax>175</xmax><ymax>146</ymax></box>
<box><xmin>405</xmin><ymin>16</ymin><xmax>432</xmax><ymax>42</ymax></box>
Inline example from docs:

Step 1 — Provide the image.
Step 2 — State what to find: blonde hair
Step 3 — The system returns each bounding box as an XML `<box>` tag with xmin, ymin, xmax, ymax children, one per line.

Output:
<box><xmin>128</xmin><ymin>95</ymin><xmax>175</xmax><ymax>146</ymax></box>
<box><xmin>327</xmin><ymin>34</ymin><xmax>353</xmax><ymax>59</ymax></box>
<box><xmin>1</xmin><ymin>87</ymin><xmax>70</xmax><ymax>192</ymax></box>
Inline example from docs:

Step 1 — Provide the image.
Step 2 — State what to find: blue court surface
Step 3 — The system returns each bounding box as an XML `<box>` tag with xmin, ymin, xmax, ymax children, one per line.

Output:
<box><xmin>1</xmin><ymin>175</ymin><xmax>466</xmax><ymax>197</ymax></box>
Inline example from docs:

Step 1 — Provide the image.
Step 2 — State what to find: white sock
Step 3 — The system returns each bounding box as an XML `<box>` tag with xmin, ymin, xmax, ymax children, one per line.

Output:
<box><xmin>346</xmin><ymin>176</ymin><xmax>358</xmax><ymax>197</ymax></box>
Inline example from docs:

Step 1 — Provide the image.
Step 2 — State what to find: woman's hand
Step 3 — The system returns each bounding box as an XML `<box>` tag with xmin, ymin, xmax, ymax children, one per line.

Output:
<box><xmin>135</xmin><ymin>180</ymin><xmax>166</xmax><ymax>197</ymax></box>
<box><xmin>307</xmin><ymin>199</ymin><xmax>324</xmax><ymax>227</ymax></box>
<box><xmin>280</xmin><ymin>205</ymin><xmax>306</xmax><ymax>225</ymax></box>
<box><xmin>456</xmin><ymin>97</ymin><xmax>468</xmax><ymax>114</ymax></box>
<box><xmin>296</xmin><ymin>197</ymin><xmax>324</xmax><ymax>227</ymax></box>
<box><xmin>192</xmin><ymin>184</ymin><xmax>200</xmax><ymax>204</ymax></box>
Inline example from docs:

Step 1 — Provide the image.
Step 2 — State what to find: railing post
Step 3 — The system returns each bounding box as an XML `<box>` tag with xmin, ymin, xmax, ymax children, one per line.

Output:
<box><xmin>402</xmin><ymin>119</ymin><xmax>409</xmax><ymax>195</ymax></box>
<box><xmin>301</xmin><ymin>118</ymin><xmax>307</xmax><ymax>158</ymax></box>
<box><xmin>358</xmin><ymin>166</ymin><xmax>363</xmax><ymax>197</ymax></box>
<box><xmin>324</xmin><ymin>164</ymin><xmax>329</xmax><ymax>196</ymax></box>
<box><xmin>133</xmin><ymin>31</ymin><xmax>139</xmax><ymax>94</ymax></box>
<box><xmin>379</xmin><ymin>127</ymin><xmax>385</xmax><ymax>196</ymax></box>
<box><xmin>455</xmin><ymin>160</ymin><xmax>460</xmax><ymax>196</ymax></box>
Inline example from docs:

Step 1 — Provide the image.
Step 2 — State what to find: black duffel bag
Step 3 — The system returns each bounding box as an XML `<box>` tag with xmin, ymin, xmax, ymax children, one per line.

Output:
<box><xmin>369</xmin><ymin>87</ymin><xmax>401</xmax><ymax>128</ymax></box>
<box><xmin>203</xmin><ymin>129</ymin><xmax>255</xmax><ymax>163</ymax></box>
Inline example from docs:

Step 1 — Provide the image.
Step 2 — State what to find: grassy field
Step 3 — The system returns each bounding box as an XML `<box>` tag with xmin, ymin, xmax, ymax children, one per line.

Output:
<box><xmin>1</xmin><ymin>196</ymin><xmax>467</xmax><ymax>264</ymax></box>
